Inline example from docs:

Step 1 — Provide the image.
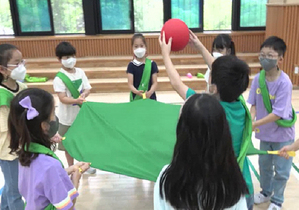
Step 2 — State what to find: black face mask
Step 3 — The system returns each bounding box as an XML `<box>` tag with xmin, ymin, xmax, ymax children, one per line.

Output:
<box><xmin>48</xmin><ymin>116</ymin><xmax>59</xmax><ymax>138</ymax></box>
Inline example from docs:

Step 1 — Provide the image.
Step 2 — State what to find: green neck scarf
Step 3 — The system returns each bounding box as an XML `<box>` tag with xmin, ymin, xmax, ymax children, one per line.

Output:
<box><xmin>259</xmin><ymin>70</ymin><xmax>297</xmax><ymax>127</ymax></box>
<box><xmin>130</xmin><ymin>58</ymin><xmax>152</xmax><ymax>102</ymax></box>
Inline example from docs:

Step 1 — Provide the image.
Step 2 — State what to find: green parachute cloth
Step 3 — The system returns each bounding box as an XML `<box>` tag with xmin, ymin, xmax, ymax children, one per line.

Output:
<box><xmin>63</xmin><ymin>99</ymin><xmax>180</xmax><ymax>181</ymax></box>
<box><xmin>63</xmin><ymin>98</ymin><xmax>266</xmax><ymax>181</ymax></box>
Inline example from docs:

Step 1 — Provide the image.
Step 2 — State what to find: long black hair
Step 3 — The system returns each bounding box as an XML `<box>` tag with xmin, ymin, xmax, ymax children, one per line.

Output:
<box><xmin>9</xmin><ymin>88</ymin><xmax>54</xmax><ymax>166</ymax></box>
<box><xmin>0</xmin><ymin>44</ymin><xmax>18</xmax><ymax>83</ymax></box>
<box><xmin>160</xmin><ymin>94</ymin><xmax>248</xmax><ymax>210</ymax></box>
<box><xmin>212</xmin><ymin>34</ymin><xmax>235</xmax><ymax>55</ymax></box>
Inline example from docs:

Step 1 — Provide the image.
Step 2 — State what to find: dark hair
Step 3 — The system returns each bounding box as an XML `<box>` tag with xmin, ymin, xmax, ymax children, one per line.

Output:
<box><xmin>212</xmin><ymin>34</ymin><xmax>235</xmax><ymax>55</ymax></box>
<box><xmin>0</xmin><ymin>44</ymin><xmax>18</xmax><ymax>83</ymax></box>
<box><xmin>260</xmin><ymin>36</ymin><xmax>287</xmax><ymax>57</ymax></box>
<box><xmin>55</xmin><ymin>41</ymin><xmax>76</xmax><ymax>59</ymax></box>
<box><xmin>211</xmin><ymin>55</ymin><xmax>250</xmax><ymax>102</ymax></box>
<box><xmin>131</xmin><ymin>33</ymin><xmax>147</xmax><ymax>47</ymax></box>
<box><xmin>160</xmin><ymin>94</ymin><xmax>248</xmax><ymax>210</ymax></box>
<box><xmin>9</xmin><ymin>88</ymin><xmax>54</xmax><ymax>166</ymax></box>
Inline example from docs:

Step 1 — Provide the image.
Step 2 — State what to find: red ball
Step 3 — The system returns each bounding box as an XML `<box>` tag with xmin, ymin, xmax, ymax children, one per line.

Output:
<box><xmin>161</xmin><ymin>19</ymin><xmax>189</xmax><ymax>51</ymax></box>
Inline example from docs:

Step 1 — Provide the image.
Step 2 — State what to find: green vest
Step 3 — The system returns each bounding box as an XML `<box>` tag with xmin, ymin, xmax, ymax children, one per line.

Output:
<box><xmin>130</xmin><ymin>58</ymin><xmax>152</xmax><ymax>102</ymax></box>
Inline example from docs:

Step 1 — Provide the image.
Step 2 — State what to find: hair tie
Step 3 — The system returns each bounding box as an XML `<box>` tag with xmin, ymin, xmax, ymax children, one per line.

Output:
<box><xmin>19</xmin><ymin>96</ymin><xmax>39</xmax><ymax>120</ymax></box>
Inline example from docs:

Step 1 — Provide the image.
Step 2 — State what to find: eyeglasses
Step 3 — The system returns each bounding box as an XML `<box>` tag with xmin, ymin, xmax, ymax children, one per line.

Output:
<box><xmin>259</xmin><ymin>54</ymin><xmax>279</xmax><ymax>60</ymax></box>
<box><xmin>7</xmin><ymin>59</ymin><xmax>26</xmax><ymax>67</ymax></box>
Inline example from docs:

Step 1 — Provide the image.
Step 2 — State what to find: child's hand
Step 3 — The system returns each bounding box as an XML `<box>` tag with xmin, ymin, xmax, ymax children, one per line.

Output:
<box><xmin>80</xmin><ymin>93</ymin><xmax>87</xmax><ymax>99</ymax></box>
<box><xmin>71</xmin><ymin>167</ymin><xmax>82</xmax><ymax>183</ymax></box>
<box><xmin>159</xmin><ymin>31</ymin><xmax>172</xmax><ymax>56</ymax></box>
<box><xmin>188</xmin><ymin>30</ymin><xmax>201</xmax><ymax>50</ymax></box>
<box><xmin>136</xmin><ymin>90</ymin><xmax>144</xmax><ymax>96</ymax></box>
<box><xmin>75</xmin><ymin>162</ymin><xmax>91</xmax><ymax>174</ymax></box>
<box><xmin>76</xmin><ymin>97</ymin><xmax>85</xmax><ymax>105</ymax></box>
<box><xmin>50</xmin><ymin>133</ymin><xmax>62</xmax><ymax>143</ymax></box>
<box><xmin>145</xmin><ymin>91</ymin><xmax>152</xmax><ymax>98</ymax></box>
<box><xmin>252</xmin><ymin>122</ymin><xmax>257</xmax><ymax>131</ymax></box>
<box><xmin>279</xmin><ymin>145</ymin><xmax>295</xmax><ymax>159</ymax></box>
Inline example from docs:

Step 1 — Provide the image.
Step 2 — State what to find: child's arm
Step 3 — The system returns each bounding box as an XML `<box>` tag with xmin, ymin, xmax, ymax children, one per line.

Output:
<box><xmin>127</xmin><ymin>74</ymin><xmax>144</xmax><ymax>96</ymax></box>
<box><xmin>146</xmin><ymin>73</ymin><xmax>158</xmax><ymax>98</ymax></box>
<box><xmin>250</xmin><ymin>105</ymin><xmax>256</xmax><ymax>121</ymax></box>
<box><xmin>253</xmin><ymin>80</ymin><xmax>292</xmax><ymax>130</ymax></box>
<box><xmin>189</xmin><ymin>30</ymin><xmax>215</xmax><ymax>70</ymax></box>
<box><xmin>252</xmin><ymin>113</ymin><xmax>280</xmax><ymax>131</ymax></box>
<box><xmin>57</xmin><ymin>92</ymin><xmax>85</xmax><ymax>105</ymax></box>
<box><xmin>280</xmin><ymin>139</ymin><xmax>299</xmax><ymax>159</ymax></box>
<box><xmin>159</xmin><ymin>32</ymin><xmax>189</xmax><ymax>100</ymax></box>
<box><xmin>80</xmin><ymin>89</ymin><xmax>90</xmax><ymax>99</ymax></box>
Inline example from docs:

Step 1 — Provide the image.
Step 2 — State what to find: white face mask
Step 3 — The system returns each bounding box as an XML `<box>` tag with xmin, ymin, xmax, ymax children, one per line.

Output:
<box><xmin>134</xmin><ymin>48</ymin><xmax>146</xmax><ymax>58</ymax></box>
<box><xmin>212</xmin><ymin>52</ymin><xmax>223</xmax><ymax>58</ymax></box>
<box><xmin>9</xmin><ymin>64</ymin><xmax>26</xmax><ymax>81</ymax></box>
<box><xmin>61</xmin><ymin>57</ymin><xmax>76</xmax><ymax>69</ymax></box>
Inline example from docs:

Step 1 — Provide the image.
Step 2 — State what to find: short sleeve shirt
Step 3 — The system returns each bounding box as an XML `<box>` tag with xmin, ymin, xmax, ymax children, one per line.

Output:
<box><xmin>53</xmin><ymin>68</ymin><xmax>91</xmax><ymax>126</ymax></box>
<box><xmin>247</xmin><ymin>71</ymin><xmax>294</xmax><ymax>142</ymax></box>
<box><xmin>19</xmin><ymin>154</ymin><xmax>78</xmax><ymax>210</ymax></box>
<box><xmin>126</xmin><ymin>59</ymin><xmax>158</xmax><ymax>100</ymax></box>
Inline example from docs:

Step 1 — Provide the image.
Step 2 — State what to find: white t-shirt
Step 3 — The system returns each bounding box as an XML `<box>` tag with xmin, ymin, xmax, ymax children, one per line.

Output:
<box><xmin>154</xmin><ymin>165</ymin><xmax>248</xmax><ymax>210</ymax></box>
<box><xmin>53</xmin><ymin>68</ymin><xmax>91</xmax><ymax>126</ymax></box>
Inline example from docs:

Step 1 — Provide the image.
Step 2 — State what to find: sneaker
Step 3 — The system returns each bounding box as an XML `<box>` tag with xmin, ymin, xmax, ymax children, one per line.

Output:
<box><xmin>86</xmin><ymin>167</ymin><xmax>96</xmax><ymax>174</ymax></box>
<box><xmin>254</xmin><ymin>192</ymin><xmax>271</xmax><ymax>204</ymax></box>
<box><xmin>267</xmin><ymin>203</ymin><xmax>281</xmax><ymax>210</ymax></box>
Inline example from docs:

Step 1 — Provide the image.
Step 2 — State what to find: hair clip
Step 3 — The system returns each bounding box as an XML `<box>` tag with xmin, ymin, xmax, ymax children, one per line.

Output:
<box><xmin>19</xmin><ymin>96</ymin><xmax>39</xmax><ymax>120</ymax></box>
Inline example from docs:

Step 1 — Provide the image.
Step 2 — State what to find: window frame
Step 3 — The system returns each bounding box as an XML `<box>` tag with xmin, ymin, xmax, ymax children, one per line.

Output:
<box><xmin>97</xmin><ymin>0</ymin><xmax>135</xmax><ymax>34</ymax></box>
<box><xmin>164</xmin><ymin>0</ymin><xmax>203</xmax><ymax>33</ymax></box>
<box><xmin>232</xmin><ymin>0</ymin><xmax>266</xmax><ymax>31</ymax></box>
<box><xmin>10</xmin><ymin>0</ymin><xmax>55</xmax><ymax>36</ymax></box>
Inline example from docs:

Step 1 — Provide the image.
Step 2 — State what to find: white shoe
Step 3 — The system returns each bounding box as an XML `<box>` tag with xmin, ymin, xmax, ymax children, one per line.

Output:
<box><xmin>86</xmin><ymin>167</ymin><xmax>96</xmax><ymax>174</ymax></box>
<box><xmin>254</xmin><ymin>192</ymin><xmax>271</xmax><ymax>204</ymax></box>
<box><xmin>267</xmin><ymin>203</ymin><xmax>281</xmax><ymax>210</ymax></box>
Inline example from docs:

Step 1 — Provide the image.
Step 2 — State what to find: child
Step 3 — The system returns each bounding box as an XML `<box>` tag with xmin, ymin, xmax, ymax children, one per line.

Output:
<box><xmin>247</xmin><ymin>36</ymin><xmax>294</xmax><ymax>210</ymax></box>
<box><xmin>0</xmin><ymin>43</ymin><xmax>26</xmax><ymax>209</ymax></box>
<box><xmin>127</xmin><ymin>33</ymin><xmax>158</xmax><ymax>101</ymax></box>
<box><xmin>8</xmin><ymin>88</ymin><xmax>90</xmax><ymax>210</ymax></box>
<box><xmin>205</xmin><ymin>34</ymin><xmax>235</xmax><ymax>91</ymax></box>
<box><xmin>154</xmin><ymin>94</ymin><xmax>248</xmax><ymax>210</ymax></box>
<box><xmin>53</xmin><ymin>42</ymin><xmax>96</xmax><ymax>174</ymax></box>
<box><xmin>159</xmin><ymin>31</ymin><xmax>254</xmax><ymax>210</ymax></box>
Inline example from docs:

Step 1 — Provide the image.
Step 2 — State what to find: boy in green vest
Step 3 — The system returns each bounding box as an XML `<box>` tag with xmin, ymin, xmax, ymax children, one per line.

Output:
<box><xmin>53</xmin><ymin>42</ymin><xmax>96</xmax><ymax>174</ymax></box>
<box><xmin>159</xmin><ymin>31</ymin><xmax>254</xmax><ymax>210</ymax></box>
<box><xmin>247</xmin><ymin>36</ymin><xmax>294</xmax><ymax>210</ymax></box>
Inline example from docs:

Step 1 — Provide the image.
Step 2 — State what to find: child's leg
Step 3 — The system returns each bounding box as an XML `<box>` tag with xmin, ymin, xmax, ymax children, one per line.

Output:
<box><xmin>271</xmin><ymin>140</ymin><xmax>293</xmax><ymax>205</ymax></box>
<box><xmin>259</xmin><ymin>141</ymin><xmax>274</xmax><ymax>197</ymax></box>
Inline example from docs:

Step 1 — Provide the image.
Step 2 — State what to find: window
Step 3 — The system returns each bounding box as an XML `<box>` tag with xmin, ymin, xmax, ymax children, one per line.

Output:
<box><xmin>240</xmin><ymin>0</ymin><xmax>267</xmax><ymax>27</ymax></box>
<box><xmin>16</xmin><ymin>0</ymin><xmax>52</xmax><ymax>32</ymax></box>
<box><xmin>134</xmin><ymin>0</ymin><xmax>164</xmax><ymax>32</ymax></box>
<box><xmin>204</xmin><ymin>0</ymin><xmax>232</xmax><ymax>30</ymax></box>
<box><xmin>0</xmin><ymin>0</ymin><xmax>14</xmax><ymax>35</ymax></box>
<box><xmin>51</xmin><ymin>0</ymin><xmax>85</xmax><ymax>34</ymax></box>
<box><xmin>171</xmin><ymin>0</ymin><xmax>202</xmax><ymax>29</ymax></box>
<box><xmin>100</xmin><ymin>0</ymin><xmax>132</xmax><ymax>31</ymax></box>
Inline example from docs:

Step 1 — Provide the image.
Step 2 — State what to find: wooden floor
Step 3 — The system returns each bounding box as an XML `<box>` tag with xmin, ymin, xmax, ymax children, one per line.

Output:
<box><xmin>54</xmin><ymin>90</ymin><xmax>299</xmax><ymax>210</ymax></box>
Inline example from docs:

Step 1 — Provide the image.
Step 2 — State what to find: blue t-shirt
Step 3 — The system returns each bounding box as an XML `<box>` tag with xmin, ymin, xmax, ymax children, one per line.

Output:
<box><xmin>126</xmin><ymin>59</ymin><xmax>159</xmax><ymax>100</ymax></box>
<box><xmin>186</xmin><ymin>88</ymin><xmax>253</xmax><ymax>195</ymax></box>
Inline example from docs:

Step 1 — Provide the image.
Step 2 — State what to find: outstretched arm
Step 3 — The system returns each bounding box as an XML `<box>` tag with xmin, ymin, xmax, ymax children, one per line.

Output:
<box><xmin>159</xmin><ymin>32</ymin><xmax>189</xmax><ymax>100</ymax></box>
<box><xmin>189</xmin><ymin>30</ymin><xmax>215</xmax><ymax>70</ymax></box>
